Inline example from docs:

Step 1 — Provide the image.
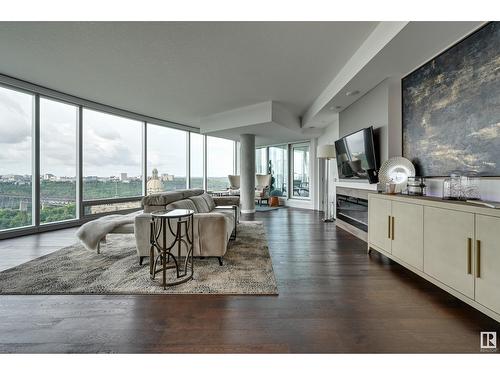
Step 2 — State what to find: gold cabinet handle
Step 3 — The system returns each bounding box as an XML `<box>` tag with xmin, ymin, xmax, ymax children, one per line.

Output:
<box><xmin>391</xmin><ymin>216</ymin><xmax>395</xmax><ymax>240</ymax></box>
<box><xmin>388</xmin><ymin>216</ymin><xmax>391</xmax><ymax>239</ymax></box>
<box><xmin>476</xmin><ymin>240</ymin><xmax>481</xmax><ymax>278</ymax></box>
<box><xmin>467</xmin><ymin>238</ymin><xmax>472</xmax><ymax>274</ymax></box>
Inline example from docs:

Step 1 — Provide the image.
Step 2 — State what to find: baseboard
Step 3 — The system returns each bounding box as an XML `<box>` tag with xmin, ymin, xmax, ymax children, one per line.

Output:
<box><xmin>285</xmin><ymin>199</ymin><xmax>314</xmax><ymax>210</ymax></box>
<box><xmin>336</xmin><ymin>218</ymin><xmax>368</xmax><ymax>242</ymax></box>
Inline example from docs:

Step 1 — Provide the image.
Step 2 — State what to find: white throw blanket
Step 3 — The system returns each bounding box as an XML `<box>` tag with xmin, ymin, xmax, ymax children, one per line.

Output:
<box><xmin>76</xmin><ymin>211</ymin><xmax>141</xmax><ymax>252</ymax></box>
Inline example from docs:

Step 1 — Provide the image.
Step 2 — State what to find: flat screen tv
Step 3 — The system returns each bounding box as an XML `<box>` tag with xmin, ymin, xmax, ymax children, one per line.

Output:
<box><xmin>334</xmin><ymin>126</ymin><xmax>379</xmax><ymax>184</ymax></box>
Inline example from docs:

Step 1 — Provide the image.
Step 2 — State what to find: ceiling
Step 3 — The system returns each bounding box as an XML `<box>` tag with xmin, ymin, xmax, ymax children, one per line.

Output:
<box><xmin>0</xmin><ymin>21</ymin><xmax>378</xmax><ymax>127</ymax></box>
<box><xmin>303</xmin><ymin>21</ymin><xmax>484</xmax><ymax>128</ymax></box>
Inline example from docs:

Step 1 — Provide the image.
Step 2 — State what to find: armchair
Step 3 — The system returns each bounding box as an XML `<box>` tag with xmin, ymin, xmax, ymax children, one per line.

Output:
<box><xmin>255</xmin><ymin>174</ymin><xmax>272</xmax><ymax>206</ymax></box>
<box><xmin>227</xmin><ymin>175</ymin><xmax>240</xmax><ymax>195</ymax></box>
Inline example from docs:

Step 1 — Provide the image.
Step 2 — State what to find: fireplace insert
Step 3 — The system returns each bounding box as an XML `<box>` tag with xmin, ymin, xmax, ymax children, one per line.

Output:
<box><xmin>336</xmin><ymin>194</ymin><xmax>368</xmax><ymax>232</ymax></box>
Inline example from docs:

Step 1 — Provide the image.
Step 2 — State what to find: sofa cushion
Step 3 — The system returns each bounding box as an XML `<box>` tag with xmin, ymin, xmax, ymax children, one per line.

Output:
<box><xmin>213</xmin><ymin>196</ymin><xmax>240</xmax><ymax>206</ymax></box>
<box><xmin>142</xmin><ymin>189</ymin><xmax>205</xmax><ymax>207</ymax></box>
<box><xmin>143</xmin><ymin>205</ymin><xmax>166</xmax><ymax>214</ymax></box>
<box><xmin>181</xmin><ymin>189</ymin><xmax>204</xmax><ymax>199</ymax></box>
<box><xmin>165</xmin><ymin>199</ymin><xmax>198</xmax><ymax>213</ymax></box>
<box><xmin>189</xmin><ymin>195</ymin><xmax>211</xmax><ymax>213</ymax></box>
<box><xmin>201</xmin><ymin>193</ymin><xmax>216</xmax><ymax>210</ymax></box>
<box><xmin>142</xmin><ymin>191</ymin><xmax>183</xmax><ymax>207</ymax></box>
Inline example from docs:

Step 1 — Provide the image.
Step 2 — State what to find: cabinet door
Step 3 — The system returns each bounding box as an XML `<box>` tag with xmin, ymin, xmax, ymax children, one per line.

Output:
<box><xmin>368</xmin><ymin>197</ymin><xmax>392</xmax><ymax>252</ymax></box>
<box><xmin>424</xmin><ymin>207</ymin><xmax>475</xmax><ymax>299</ymax></box>
<box><xmin>392</xmin><ymin>201</ymin><xmax>423</xmax><ymax>270</ymax></box>
<box><xmin>475</xmin><ymin>214</ymin><xmax>500</xmax><ymax>314</ymax></box>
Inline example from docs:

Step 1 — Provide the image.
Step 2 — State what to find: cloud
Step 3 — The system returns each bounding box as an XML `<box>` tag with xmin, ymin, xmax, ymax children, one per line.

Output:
<box><xmin>92</xmin><ymin>126</ymin><xmax>121</xmax><ymax>141</ymax></box>
<box><xmin>0</xmin><ymin>92</ymin><xmax>32</xmax><ymax>145</ymax></box>
<box><xmin>83</xmin><ymin>122</ymin><xmax>142</xmax><ymax>176</ymax></box>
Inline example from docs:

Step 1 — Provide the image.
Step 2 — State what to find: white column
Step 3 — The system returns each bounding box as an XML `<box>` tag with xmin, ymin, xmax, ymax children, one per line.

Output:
<box><xmin>240</xmin><ymin>134</ymin><xmax>256</xmax><ymax>213</ymax></box>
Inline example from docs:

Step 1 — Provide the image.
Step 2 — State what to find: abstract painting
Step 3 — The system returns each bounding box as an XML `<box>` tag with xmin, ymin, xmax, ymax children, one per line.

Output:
<box><xmin>402</xmin><ymin>22</ymin><xmax>500</xmax><ymax>177</ymax></box>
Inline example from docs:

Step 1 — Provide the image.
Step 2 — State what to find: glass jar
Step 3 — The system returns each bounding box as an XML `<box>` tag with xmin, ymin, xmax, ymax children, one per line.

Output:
<box><xmin>407</xmin><ymin>177</ymin><xmax>426</xmax><ymax>196</ymax></box>
<box><xmin>450</xmin><ymin>172</ymin><xmax>463</xmax><ymax>200</ymax></box>
<box><xmin>464</xmin><ymin>171</ymin><xmax>481</xmax><ymax>200</ymax></box>
<box><xmin>443</xmin><ymin>178</ymin><xmax>452</xmax><ymax>200</ymax></box>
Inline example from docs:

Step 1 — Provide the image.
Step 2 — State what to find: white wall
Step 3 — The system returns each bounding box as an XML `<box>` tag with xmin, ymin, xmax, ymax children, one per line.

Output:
<box><xmin>333</xmin><ymin>76</ymin><xmax>500</xmax><ymax>202</ymax></box>
<box><xmin>339</xmin><ymin>79</ymin><xmax>390</xmax><ymax>162</ymax></box>
<box><xmin>333</xmin><ymin>78</ymin><xmax>398</xmax><ymax>193</ymax></box>
<box><xmin>338</xmin><ymin>77</ymin><xmax>402</xmax><ymax>164</ymax></box>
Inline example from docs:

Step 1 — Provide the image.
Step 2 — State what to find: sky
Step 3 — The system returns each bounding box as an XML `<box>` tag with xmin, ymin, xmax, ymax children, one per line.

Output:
<box><xmin>0</xmin><ymin>85</ymin><xmax>236</xmax><ymax>178</ymax></box>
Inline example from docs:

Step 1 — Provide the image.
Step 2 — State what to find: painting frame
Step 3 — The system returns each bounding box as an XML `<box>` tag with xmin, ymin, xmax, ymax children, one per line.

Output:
<box><xmin>402</xmin><ymin>22</ymin><xmax>500</xmax><ymax>177</ymax></box>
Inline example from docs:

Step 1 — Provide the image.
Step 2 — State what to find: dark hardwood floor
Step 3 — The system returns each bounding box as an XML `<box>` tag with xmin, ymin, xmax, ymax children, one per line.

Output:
<box><xmin>0</xmin><ymin>208</ymin><xmax>499</xmax><ymax>353</ymax></box>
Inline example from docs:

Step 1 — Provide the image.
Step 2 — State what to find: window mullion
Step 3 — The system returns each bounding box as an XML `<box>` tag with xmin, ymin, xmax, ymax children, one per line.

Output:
<box><xmin>203</xmin><ymin>135</ymin><xmax>207</xmax><ymax>191</ymax></box>
<box><xmin>143</xmin><ymin>122</ymin><xmax>147</xmax><ymax>196</ymax></box>
<box><xmin>186</xmin><ymin>132</ymin><xmax>191</xmax><ymax>189</ymax></box>
<box><xmin>33</xmin><ymin>94</ymin><xmax>40</xmax><ymax>227</ymax></box>
<box><xmin>77</xmin><ymin>106</ymin><xmax>83</xmax><ymax>219</ymax></box>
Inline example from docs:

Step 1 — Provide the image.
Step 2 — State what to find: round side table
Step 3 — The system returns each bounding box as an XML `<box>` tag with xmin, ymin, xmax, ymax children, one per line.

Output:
<box><xmin>150</xmin><ymin>209</ymin><xmax>194</xmax><ymax>289</ymax></box>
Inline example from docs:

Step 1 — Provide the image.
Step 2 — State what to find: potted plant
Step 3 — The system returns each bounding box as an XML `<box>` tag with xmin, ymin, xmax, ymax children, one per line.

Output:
<box><xmin>267</xmin><ymin>160</ymin><xmax>275</xmax><ymax>192</ymax></box>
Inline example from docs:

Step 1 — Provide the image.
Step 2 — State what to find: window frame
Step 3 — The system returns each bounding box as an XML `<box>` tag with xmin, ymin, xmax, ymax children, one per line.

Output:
<box><xmin>146</xmin><ymin>122</ymin><xmax>189</xmax><ymax>193</ymax></box>
<box><xmin>0</xmin><ymin>83</ymin><xmax>37</xmax><ymax>233</ymax></box>
<box><xmin>0</xmin><ymin>75</ymin><xmax>211</xmax><ymax>240</ymax></box>
<box><xmin>206</xmin><ymin>135</ymin><xmax>237</xmax><ymax>192</ymax></box>
<box><xmin>38</xmin><ymin>96</ymin><xmax>80</xmax><ymax>226</ymax></box>
<box><xmin>290</xmin><ymin>142</ymin><xmax>311</xmax><ymax>200</ymax></box>
<box><xmin>0</xmin><ymin>75</ymin><xmax>240</xmax><ymax>239</ymax></box>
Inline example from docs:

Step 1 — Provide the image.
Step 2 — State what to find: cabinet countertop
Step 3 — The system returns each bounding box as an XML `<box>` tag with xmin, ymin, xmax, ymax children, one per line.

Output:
<box><xmin>368</xmin><ymin>192</ymin><xmax>500</xmax><ymax>218</ymax></box>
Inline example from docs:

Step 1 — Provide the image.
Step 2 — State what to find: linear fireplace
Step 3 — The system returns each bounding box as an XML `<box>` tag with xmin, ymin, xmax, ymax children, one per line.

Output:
<box><xmin>335</xmin><ymin>185</ymin><xmax>373</xmax><ymax>235</ymax></box>
<box><xmin>336</xmin><ymin>194</ymin><xmax>368</xmax><ymax>232</ymax></box>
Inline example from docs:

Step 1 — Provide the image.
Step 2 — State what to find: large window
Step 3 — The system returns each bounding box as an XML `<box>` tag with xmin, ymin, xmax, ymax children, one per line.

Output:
<box><xmin>255</xmin><ymin>147</ymin><xmax>267</xmax><ymax>174</ymax></box>
<box><xmin>292</xmin><ymin>143</ymin><xmax>310</xmax><ymax>198</ymax></box>
<box><xmin>269</xmin><ymin>145</ymin><xmax>288</xmax><ymax>195</ymax></box>
<box><xmin>1</xmin><ymin>77</ymin><xmax>245</xmax><ymax>237</ymax></box>
<box><xmin>207</xmin><ymin>136</ymin><xmax>235</xmax><ymax>191</ymax></box>
<box><xmin>147</xmin><ymin>124</ymin><xmax>187</xmax><ymax>194</ymax></box>
<box><xmin>40</xmin><ymin>98</ymin><xmax>78</xmax><ymax>224</ymax></box>
<box><xmin>0</xmin><ymin>86</ymin><xmax>34</xmax><ymax>231</ymax></box>
<box><xmin>190</xmin><ymin>133</ymin><xmax>204</xmax><ymax>189</ymax></box>
<box><xmin>83</xmin><ymin>109</ymin><xmax>143</xmax><ymax>201</ymax></box>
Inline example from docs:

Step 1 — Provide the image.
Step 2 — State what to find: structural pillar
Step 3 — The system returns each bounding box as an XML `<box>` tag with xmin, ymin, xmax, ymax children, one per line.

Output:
<box><xmin>240</xmin><ymin>134</ymin><xmax>256</xmax><ymax>214</ymax></box>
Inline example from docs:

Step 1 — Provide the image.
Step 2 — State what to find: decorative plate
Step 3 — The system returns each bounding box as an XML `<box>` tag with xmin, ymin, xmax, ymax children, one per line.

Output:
<box><xmin>378</xmin><ymin>156</ymin><xmax>416</xmax><ymax>192</ymax></box>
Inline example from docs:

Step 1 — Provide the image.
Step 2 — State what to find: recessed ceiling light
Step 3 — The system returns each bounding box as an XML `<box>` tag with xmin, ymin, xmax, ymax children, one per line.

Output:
<box><xmin>345</xmin><ymin>90</ymin><xmax>360</xmax><ymax>96</ymax></box>
<box><xmin>335</xmin><ymin>105</ymin><xmax>343</xmax><ymax>110</ymax></box>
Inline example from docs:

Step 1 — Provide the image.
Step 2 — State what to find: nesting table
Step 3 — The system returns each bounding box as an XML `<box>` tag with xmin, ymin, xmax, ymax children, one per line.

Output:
<box><xmin>149</xmin><ymin>209</ymin><xmax>194</xmax><ymax>289</ymax></box>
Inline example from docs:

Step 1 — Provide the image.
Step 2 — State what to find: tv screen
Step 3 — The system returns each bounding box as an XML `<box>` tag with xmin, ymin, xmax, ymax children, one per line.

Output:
<box><xmin>335</xmin><ymin>126</ymin><xmax>378</xmax><ymax>183</ymax></box>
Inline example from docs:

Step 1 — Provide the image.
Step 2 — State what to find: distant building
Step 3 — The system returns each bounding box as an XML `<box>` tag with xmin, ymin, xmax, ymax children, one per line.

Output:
<box><xmin>120</xmin><ymin>173</ymin><xmax>128</xmax><ymax>181</ymax></box>
<box><xmin>160</xmin><ymin>173</ymin><xmax>174</xmax><ymax>182</ymax></box>
<box><xmin>19</xmin><ymin>200</ymin><xmax>29</xmax><ymax>212</ymax></box>
<box><xmin>58</xmin><ymin>176</ymin><xmax>76</xmax><ymax>182</ymax></box>
<box><xmin>43</xmin><ymin>173</ymin><xmax>56</xmax><ymax>181</ymax></box>
<box><xmin>147</xmin><ymin>168</ymin><xmax>163</xmax><ymax>195</ymax></box>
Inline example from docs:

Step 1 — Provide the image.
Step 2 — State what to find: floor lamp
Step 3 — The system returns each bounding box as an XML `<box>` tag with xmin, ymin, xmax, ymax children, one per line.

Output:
<box><xmin>317</xmin><ymin>144</ymin><xmax>336</xmax><ymax>222</ymax></box>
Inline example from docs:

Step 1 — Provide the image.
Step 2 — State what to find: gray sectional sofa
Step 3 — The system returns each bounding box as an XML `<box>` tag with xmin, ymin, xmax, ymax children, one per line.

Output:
<box><xmin>134</xmin><ymin>189</ymin><xmax>239</xmax><ymax>265</ymax></box>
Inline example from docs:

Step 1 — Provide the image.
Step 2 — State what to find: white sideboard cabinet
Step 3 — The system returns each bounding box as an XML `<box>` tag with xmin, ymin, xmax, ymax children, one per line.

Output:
<box><xmin>368</xmin><ymin>193</ymin><xmax>500</xmax><ymax>323</ymax></box>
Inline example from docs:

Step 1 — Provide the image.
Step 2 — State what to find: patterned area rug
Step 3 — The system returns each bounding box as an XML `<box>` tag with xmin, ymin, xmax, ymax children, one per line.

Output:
<box><xmin>0</xmin><ymin>221</ymin><xmax>278</xmax><ymax>295</ymax></box>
